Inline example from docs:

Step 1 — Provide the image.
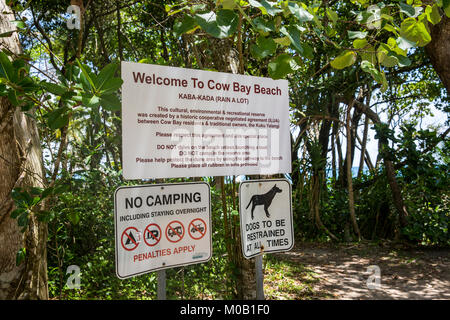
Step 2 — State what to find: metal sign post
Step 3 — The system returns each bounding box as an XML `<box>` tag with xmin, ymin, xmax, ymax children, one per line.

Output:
<box><xmin>157</xmin><ymin>270</ymin><xmax>166</xmax><ymax>300</ymax></box>
<box><xmin>255</xmin><ymin>254</ymin><xmax>264</xmax><ymax>300</ymax></box>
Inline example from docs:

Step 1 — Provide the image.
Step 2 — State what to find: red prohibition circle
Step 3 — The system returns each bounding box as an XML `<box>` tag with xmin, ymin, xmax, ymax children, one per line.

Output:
<box><xmin>165</xmin><ymin>220</ymin><xmax>185</xmax><ymax>243</ymax></box>
<box><xmin>143</xmin><ymin>223</ymin><xmax>161</xmax><ymax>247</ymax></box>
<box><xmin>121</xmin><ymin>227</ymin><xmax>140</xmax><ymax>251</ymax></box>
<box><xmin>188</xmin><ymin>218</ymin><xmax>207</xmax><ymax>240</ymax></box>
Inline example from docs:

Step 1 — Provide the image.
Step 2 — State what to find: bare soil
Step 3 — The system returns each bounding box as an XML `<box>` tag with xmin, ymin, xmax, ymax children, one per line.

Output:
<box><xmin>268</xmin><ymin>242</ymin><xmax>450</xmax><ymax>300</ymax></box>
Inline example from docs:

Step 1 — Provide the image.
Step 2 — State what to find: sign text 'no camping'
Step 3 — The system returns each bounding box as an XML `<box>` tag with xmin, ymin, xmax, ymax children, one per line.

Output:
<box><xmin>114</xmin><ymin>182</ymin><xmax>212</xmax><ymax>279</ymax></box>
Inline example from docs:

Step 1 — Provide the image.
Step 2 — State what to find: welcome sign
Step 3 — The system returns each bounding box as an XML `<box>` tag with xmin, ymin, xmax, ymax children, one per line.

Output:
<box><xmin>121</xmin><ymin>61</ymin><xmax>291</xmax><ymax>179</ymax></box>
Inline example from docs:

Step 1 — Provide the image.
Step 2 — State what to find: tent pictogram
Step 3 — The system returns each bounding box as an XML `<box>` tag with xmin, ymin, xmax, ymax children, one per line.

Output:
<box><xmin>121</xmin><ymin>227</ymin><xmax>140</xmax><ymax>251</ymax></box>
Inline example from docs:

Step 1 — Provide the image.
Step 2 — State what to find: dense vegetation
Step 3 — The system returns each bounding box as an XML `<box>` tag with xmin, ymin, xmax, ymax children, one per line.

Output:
<box><xmin>0</xmin><ymin>0</ymin><xmax>448</xmax><ymax>299</ymax></box>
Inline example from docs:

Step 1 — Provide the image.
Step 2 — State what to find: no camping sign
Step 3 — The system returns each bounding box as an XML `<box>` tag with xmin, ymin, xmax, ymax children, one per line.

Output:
<box><xmin>114</xmin><ymin>182</ymin><xmax>212</xmax><ymax>279</ymax></box>
<box><xmin>239</xmin><ymin>179</ymin><xmax>294</xmax><ymax>259</ymax></box>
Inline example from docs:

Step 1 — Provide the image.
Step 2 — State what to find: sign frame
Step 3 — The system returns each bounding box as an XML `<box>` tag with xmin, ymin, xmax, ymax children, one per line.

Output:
<box><xmin>238</xmin><ymin>178</ymin><xmax>294</xmax><ymax>259</ymax></box>
<box><xmin>114</xmin><ymin>181</ymin><xmax>212</xmax><ymax>279</ymax></box>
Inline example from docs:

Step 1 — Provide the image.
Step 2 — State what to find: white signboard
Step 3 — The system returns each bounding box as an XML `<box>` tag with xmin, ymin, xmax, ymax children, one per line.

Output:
<box><xmin>239</xmin><ymin>179</ymin><xmax>294</xmax><ymax>259</ymax></box>
<box><xmin>121</xmin><ymin>61</ymin><xmax>291</xmax><ymax>179</ymax></box>
<box><xmin>114</xmin><ymin>182</ymin><xmax>211</xmax><ymax>279</ymax></box>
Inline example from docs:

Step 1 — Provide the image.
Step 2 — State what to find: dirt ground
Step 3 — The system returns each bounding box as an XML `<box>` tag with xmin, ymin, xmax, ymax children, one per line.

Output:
<box><xmin>268</xmin><ymin>242</ymin><xmax>450</xmax><ymax>300</ymax></box>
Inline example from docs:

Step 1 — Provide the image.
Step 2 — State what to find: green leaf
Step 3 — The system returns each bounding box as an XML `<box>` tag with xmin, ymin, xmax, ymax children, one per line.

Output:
<box><xmin>288</xmin><ymin>2</ymin><xmax>314</xmax><ymax>22</ymax></box>
<box><xmin>399</xmin><ymin>2</ymin><xmax>416</xmax><ymax>17</ymax></box>
<box><xmin>10</xmin><ymin>20</ymin><xmax>26</xmax><ymax>29</ymax></box>
<box><xmin>445</xmin><ymin>0</ymin><xmax>450</xmax><ymax>17</ymax></box>
<box><xmin>330</xmin><ymin>51</ymin><xmax>357</xmax><ymax>69</ymax></box>
<box><xmin>46</xmin><ymin>107</ymin><xmax>70</xmax><ymax>130</ymax></box>
<box><xmin>16</xmin><ymin>248</ymin><xmax>26</xmax><ymax>266</ymax></box>
<box><xmin>361</xmin><ymin>60</ymin><xmax>388</xmax><ymax>92</ymax></box>
<box><xmin>281</xmin><ymin>26</ymin><xmax>313</xmax><ymax>59</ymax></box>
<box><xmin>194</xmin><ymin>10</ymin><xmax>238</xmax><ymax>38</ymax></box>
<box><xmin>348</xmin><ymin>31</ymin><xmax>368</xmax><ymax>39</ymax></box>
<box><xmin>220</xmin><ymin>0</ymin><xmax>237</xmax><ymax>10</ymax></box>
<box><xmin>400</xmin><ymin>17</ymin><xmax>431</xmax><ymax>47</ymax></box>
<box><xmin>273</xmin><ymin>36</ymin><xmax>291</xmax><ymax>46</ymax></box>
<box><xmin>99</xmin><ymin>77</ymin><xmax>123</xmax><ymax>95</ymax></box>
<box><xmin>425</xmin><ymin>5</ymin><xmax>442</xmax><ymax>25</ymax></box>
<box><xmin>95</xmin><ymin>63</ymin><xmax>119</xmax><ymax>92</ymax></box>
<box><xmin>82</xmin><ymin>93</ymin><xmax>101</xmax><ymax>108</ymax></box>
<box><xmin>76</xmin><ymin>59</ymin><xmax>96</xmax><ymax>92</ymax></box>
<box><xmin>396</xmin><ymin>36</ymin><xmax>416</xmax><ymax>51</ymax></box>
<box><xmin>326</xmin><ymin>8</ymin><xmax>338</xmax><ymax>24</ymax></box>
<box><xmin>0</xmin><ymin>30</ymin><xmax>14</xmax><ymax>37</ymax></box>
<box><xmin>253</xmin><ymin>17</ymin><xmax>276</xmax><ymax>34</ymax></box>
<box><xmin>268</xmin><ymin>54</ymin><xmax>298</xmax><ymax>79</ymax></box>
<box><xmin>250</xmin><ymin>36</ymin><xmax>277</xmax><ymax>59</ymax></box>
<box><xmin>0</xmin><ymin>51</ymin><xmax>15</xmax><ymax>82</ymax></box>
<box><xmin>249</xmin><ymin>0</ymin><xmax>282</xmax><ymax>16</ymax></box>
<box><xmin>173</xmin><ymin>15</ymin><xmax>198</xmax><ymax>37</ymax></box>
<box><xmin>100</xmin><ymin>94</ymin><xmax>121</xmax><ymax>111</ymax></box>
<box><xmin>40</xmin><ymin>81</ymin><xmax>67</xmax><ymax>96</ymax></box>
<box><xmin>68</xmin><ymin>211</ymin><xmax>80</xmax><ymax>225</ymax></box>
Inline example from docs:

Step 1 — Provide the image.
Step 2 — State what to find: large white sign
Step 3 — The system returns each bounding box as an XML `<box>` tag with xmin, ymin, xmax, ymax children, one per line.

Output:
<box><xmin>121</xmin><ymin>61</ymin><xmax>291</xmax><ymax>179</ymax></box>
<box><xmin>239</xmin><ymin>179</ymin><xmax>294</xmax><ymax>259</ymax></box>
<box><xmin>114</xmin><ymin>182</ymin><xmax>211</xmax><ymax>279</ymax></box>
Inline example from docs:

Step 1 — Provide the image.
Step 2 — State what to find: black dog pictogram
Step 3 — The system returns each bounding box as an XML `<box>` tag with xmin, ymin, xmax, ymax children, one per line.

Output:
<box><xmin>246</xmin><ymin>184</ymin><xmax>282</xmax><ymax>220</ymax></box>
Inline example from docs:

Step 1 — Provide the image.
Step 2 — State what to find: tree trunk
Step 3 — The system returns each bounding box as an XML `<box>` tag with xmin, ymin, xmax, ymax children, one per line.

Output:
<box><xmin>425</xmin><ymin>15</ymin><xmax>450</xmax><ymax>94</ymax></box>
<box><xmin>0</xmin><ymin>2</ymin><xmax>48</xmax><ymax>299</ymax></box>
<box><xmin>353</xmin><ymin>100</ymin><xmax>409</xmax><ymax>227</ymax></box>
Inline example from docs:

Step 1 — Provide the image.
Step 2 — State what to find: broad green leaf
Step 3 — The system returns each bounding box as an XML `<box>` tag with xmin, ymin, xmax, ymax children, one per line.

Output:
<box><xmin>348</xmin><ymin>31</ymin><xmax>368</xmax><ymax>39</ymax></box>
<box><xmin>10</xmin><ymin>20</ymin><xmax>26</xmax><ymax>29</ymax></box>
<box><xmin>249</xmin><ymin>0</ymin><xmax>282</xmax><ymax>16</ymax></box>
<box><xmin>100</xmin><ymin>94</ymin><xmax>121</xmax><ymax>111</ymax></box>
<box><xmin>396</xmin><ymin>36</ymin><xmax>416</xmax><ymax>51</ymax></box>
<box><xmin>68</xmin><ymin>211</ymin><xmax>80</xmax><ymax>225</ymax></box>
<box><xmin>268</xmin><ymin>54</ymin><xmax>298</xmax><ymax>79</ymax></box>
<box><xmin>400</xmin><ymin>18</ymin><xmax>431</xmax><ymax>47</ymax></box>
<box><xmin>288</xmin><ymin>2</ymin><xmax>314</xmax><ymax>22</ymax></box>
<box><xmin>173</xmin><ymin>15</ymin><xmax>198</xmax><ymax>37</ymax></box>
<box><xmin>250</xmin><ymin>36</ymin><xmax>277</xmax><ymax>59</ymax></box>
<box><xmin>361</xmin><ymin>60</ymin><xmax>387</xmax><ymax>92</ymax></box>
<box><xmin>46</xmin><ymin>107</ymin><xmax>70</xmax><ymax>130</ymax></box>
<box><xmin>40</xmin><ymin>81</ymin><xmax>67</xmax><ymax>96</ymax></box>
<box><xmin>82</xmin><ymin>93</ymin><xmax>101</xmax><ymax>108</ymax></box>
<box><xmin>445</xmin><ymin>0</ymin><xmax>450</xmax><ymax>17</ymax></box>
<box><xmin>353</xmin><ymin>39</ymin><xmax>368</xmax><ymax>49</ymax></box>
<box><xmin>96</xmin><ymin>63</ymin><xmax>119</xmax><ymax>92</ymax></box>
<box><xmin>0</xmin><ymin>51</ymin><xmax>15</xmax><ymax>82</ymax></box>
<box><xmin>0</xmin><ymin>30</ymin><xmax>14</xmax><ymax>37</ymax></box>
<box><xmin>326</xmin><ymin>8</ymin><xmax>338</xmax><ymax>24</ymax></box>
<box><xmin>399</xmin><ymin>2</ymin><xmax>416</xmax><ymax>17</ymax></box>
<box><xmin>76</xmin><ymin>59</ymin><xmax>96</xmax><ymax>91</ymax></box>
<box><xmin>194</xmin><ymin>10</ymin><xmax>238</xmax><ymax>38</ymax></box>
<box><xmin>273</xmin><ymin>36</ymin><xmax>291</xmax><ymax>46</ymax></box>
<box><xmin>220</xmin><ymin>0</ymin><xmax>237</xmax><ymax>10</ymax></box>
<box><xmin>99</xmin><ymin>77</ymin><xmax>123</xmax><ymax>95</ymax></box>
<box><xmin>253</xmin><ymin>17</ymin><xmax>276</xmax><ymax>34</ymax></box>
<box><xmin>425</xmin><ymin>5</ymin><xmax>442</xmax><ymax>25</ymax></box>
<box><xmin>330</xmin><ymin>51</ymin><xmax>357</xmax><ymax>70</ymax></box>
<box><xmin>281</xmin><ymin>26</ymin><xmax>313</xmax><ymax>59</ymax></box>
<box><xmin>377</xmin><ymin>44</ymin><xmax>398</xmax><ymax>68</ymax></box>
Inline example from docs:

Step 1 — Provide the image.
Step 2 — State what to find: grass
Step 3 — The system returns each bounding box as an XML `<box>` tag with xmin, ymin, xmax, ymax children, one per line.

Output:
<box><xmin>263</xmin><ymin>255</ymin><xmax>332</xmax><ymax>300</ymax></box>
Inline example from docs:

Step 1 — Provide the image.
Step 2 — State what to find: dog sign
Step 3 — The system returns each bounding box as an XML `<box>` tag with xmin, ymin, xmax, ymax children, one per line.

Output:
<box><xmin>239</xmin><ymin>179</ymin><xmax>294</xmax><ymax>259</ymax></box>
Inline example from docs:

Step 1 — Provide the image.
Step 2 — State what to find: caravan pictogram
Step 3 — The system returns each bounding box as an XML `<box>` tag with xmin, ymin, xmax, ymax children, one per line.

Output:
<box><xmin>165</xmin><ymin>220</ymin><xmax>184</xmax><ymax>243</ymax></box>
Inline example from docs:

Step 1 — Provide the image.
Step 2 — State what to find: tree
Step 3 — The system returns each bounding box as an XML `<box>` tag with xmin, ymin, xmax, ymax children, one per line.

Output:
<box><xmin>0</xmin><ymin>0</ymin><xmax>47</xmax><ymax>299</ymax></box>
